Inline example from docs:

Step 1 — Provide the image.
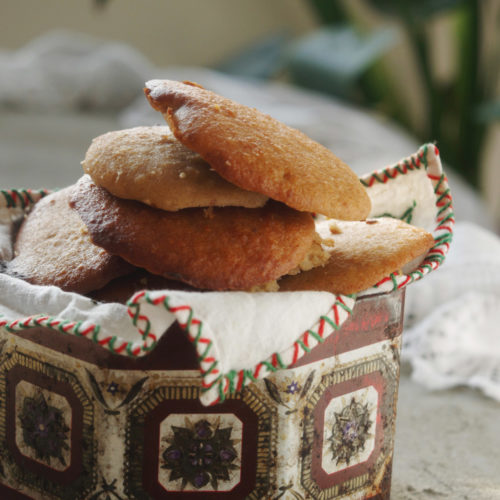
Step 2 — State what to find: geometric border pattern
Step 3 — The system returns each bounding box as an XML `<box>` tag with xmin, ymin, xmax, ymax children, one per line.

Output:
<box><xmin>301</xmin><ymin>353</ymin><xmax>399</xmax><ymax>500</ymax></box>
<box><xmin>0</xmin><ymin>288</ymin><xmax>404</xmax><ymax>498</ymax></box>
<box><xmin>0</xmin><ymin>349</ymin><xmax>96</xmax><ymax>500</ymax></box>
<box><xmin>124</xmin><ymin>380</ymin><xmax>277</xmax><ymax>499</ymax></box>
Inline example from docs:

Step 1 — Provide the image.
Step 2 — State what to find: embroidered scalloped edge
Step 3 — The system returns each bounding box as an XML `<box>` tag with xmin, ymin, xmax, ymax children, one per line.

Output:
<box><xmin>0</xmin><ymin>314</ymin><xmax>147</xmax><ymax>356</ymax></box>
<box><xmin>0</xmin><ymin>143</ymin><xmax>454</xmax><ymax>405</ymax></box>
<box><xmin>127</xmin><ymin>290</ymin><xmax>355</xmax><ymax>405</ymax></box>
<box><xmin>0</xmin><ymin>188</ymin><xmax>50</xmax><ymax>209</ymax></box>
<box><xmin>361</xmin><ymin>143</ymin><xmax>454</xmax><ymax>294</ymax></box>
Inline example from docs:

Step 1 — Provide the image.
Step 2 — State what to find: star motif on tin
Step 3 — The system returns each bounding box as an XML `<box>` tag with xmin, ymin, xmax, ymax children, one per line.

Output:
<box><xmin>18</xmin><ymin>392</ymin><xmax>70</xmax><ymax>466</ymax></box>
<box><xmin>328</xmin><ymin>397</ymin><xmax>373</xmax><ymax>466</ymax></box>
<box><xmin>106</xmin><ymin>381</ymin><xmax>119</xmax><ymax>395</ymax></box>
<box><xmin>161</xmin><ymin>417</ymin><xmax>240</xmax><ymax>490</ymax></box>
<box><xmin>285</xmin><ymin>380</ymin><xmax>300</xmax><ymax>394</ymax></box>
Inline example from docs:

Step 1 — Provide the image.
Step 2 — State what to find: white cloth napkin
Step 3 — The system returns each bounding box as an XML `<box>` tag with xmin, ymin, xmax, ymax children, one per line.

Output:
<box><xmin>0</xmin><ymin>145</ymin><xmax>450</xmax><ymax>404</ymax></box>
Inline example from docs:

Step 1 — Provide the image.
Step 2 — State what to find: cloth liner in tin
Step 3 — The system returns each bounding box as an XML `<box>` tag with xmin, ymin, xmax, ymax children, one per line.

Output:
<box><xmin>0</xmin><ymin>143</ymin><xmax>453</xmax><ymax>405</ymax></box>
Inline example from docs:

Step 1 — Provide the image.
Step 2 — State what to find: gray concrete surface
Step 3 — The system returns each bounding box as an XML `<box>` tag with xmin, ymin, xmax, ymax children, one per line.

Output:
<box><xmin>393</xmin><ymin>362</ymin><xmax>500</xmax><ymax>500</ymax></box>
<box><xmin>2</xmin><ymin>108</ymin><xmax>499</xmax><ymax>499</ymax></box>
<box><xmin>0</xmin><ymin>110</ymin><xmax>117</xmax><ymax>189</ymax></box>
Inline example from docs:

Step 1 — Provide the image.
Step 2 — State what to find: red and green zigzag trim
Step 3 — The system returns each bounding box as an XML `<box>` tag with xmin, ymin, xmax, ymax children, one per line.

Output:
<box><xmin>362</xmin><ymin>143</ymin><xmax>454</xmax><ymax>294</ymax></box>
<box><xmin>0</xmin><ymin>187</ymin><xmax>154</xmax><ymax>357</ymax></box>
<box><xmin>0</xmin><ymin>143</ymin><xmax>454</xmax><ymax>406</ymax></box>
<box><xmin>0</xmin><ymin>313</ymin><xmax>147</xmax><ymax>356</ymax></box>
<box><xmin>126</xmin><ymin>290</ymin><xmax>355</xmax><ymax>406</ymax></box>
<box><xmin>0</xmin><ymin>188</ymin><xmax>50</xmax><ymax>209</ymax></box>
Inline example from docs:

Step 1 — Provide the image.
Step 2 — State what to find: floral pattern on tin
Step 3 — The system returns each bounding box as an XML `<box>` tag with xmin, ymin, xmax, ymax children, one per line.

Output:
<box><xmin>86</xmin><ymin>369</ymin><xmax>148</xmax><ymax>415</ymax></box>
<box><xmin>161</xmin><ymin>417</ymin><xmax>240</xmax><ymax>491</ymax></box>
<box><xmin>328</xmin><ymin>397</ymin><xmax>373</xmax><ymax>466</ymax></box>
<box><xmin>18</xmin><ymin>392</ymin><xmax>70</xmax><ymax>466</ymax></box>
<box><xmin>285</xmin><ymin>380</ymin><xmax>301</xmax><ymax>395</ymax></box>
<box><xmin>107</xmin><ymin>381</ymin><xmax>120</xmax><ymax>396</ymax></box>
<box><xmin>264</xmin><ymin>370</ymin><xmax>316</xmax><ymax>415</ymax></box>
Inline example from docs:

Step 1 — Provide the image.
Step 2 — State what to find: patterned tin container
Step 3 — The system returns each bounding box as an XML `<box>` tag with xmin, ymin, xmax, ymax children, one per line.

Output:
<box><xmin>0</xmin><ymin>289</ymin><xmax>404</xmax><ymax>499</ymax></box>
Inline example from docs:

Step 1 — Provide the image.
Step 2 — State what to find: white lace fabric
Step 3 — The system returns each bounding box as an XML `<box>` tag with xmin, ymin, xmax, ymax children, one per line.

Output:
<box><xmin>403</xmin><ymin>222</ymin><xmax>500</xmax><ymax>401</ymax></box>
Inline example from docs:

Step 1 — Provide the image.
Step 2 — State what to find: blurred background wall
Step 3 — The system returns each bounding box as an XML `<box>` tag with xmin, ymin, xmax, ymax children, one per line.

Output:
<box><xmin>1</xmin><ymin>0</ymin><xmax>499</xmax><ymax>226</ymax></box>
<box><xmin>0</xmin><ymin>0</ymin><xmax>316</xmax><ymax>66</ymax></box>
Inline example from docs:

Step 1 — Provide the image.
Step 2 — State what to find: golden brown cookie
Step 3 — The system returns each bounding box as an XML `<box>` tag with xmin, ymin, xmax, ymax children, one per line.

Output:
<box><xmin>82</xmin><ymin>126</ymin><xmax>268</xmax><ymax>211</ymax></box>
<box><xmin>7</xmin><ymin>186</ymin><xmax>133</xmax><ymax>294</ymax></box>
<box><xmin>287</xmin><ymin>231</ymin><xmax>331</xmax><ymax>275</ymax></box>
<box><xmin>144</xmin><ymin>80</ymin><xmax>371</xmax><ymax>220</ymax></box>
<box><xmin>70</xmin><ymin>176</ymin><xmax>316</xmax><ymax>291</ymax></box>
<box><xmin>279</xmin><ymin>218</ymin><xmax>435</xmax><ymax>295</ymax></box>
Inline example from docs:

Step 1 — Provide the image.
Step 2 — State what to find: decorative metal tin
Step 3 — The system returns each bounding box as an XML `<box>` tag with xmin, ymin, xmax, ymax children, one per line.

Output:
<box><xmin>0</xmin><ymin>289</ymin><xmax>404</xmax><ymax>499</ymax></box>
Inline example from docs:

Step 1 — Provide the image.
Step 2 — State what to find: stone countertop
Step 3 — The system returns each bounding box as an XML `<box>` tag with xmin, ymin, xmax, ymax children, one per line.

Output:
<box><xmin>393</xmin><ymin>363</ymin><xmax>500</xmax><ymax>500</ymax></box>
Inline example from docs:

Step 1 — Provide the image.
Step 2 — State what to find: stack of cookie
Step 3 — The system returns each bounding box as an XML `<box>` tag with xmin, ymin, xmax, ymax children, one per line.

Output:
<box><xmin>4</xmin><ymin>80</ymin><xmax>434</xmax><ymax>299</ymax></box>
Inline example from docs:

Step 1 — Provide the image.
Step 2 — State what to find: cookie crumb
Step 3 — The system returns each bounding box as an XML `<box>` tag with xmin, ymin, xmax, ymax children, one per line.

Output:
<box><xmin>329</xmin><ymin>222</ymin><xmax>342</xmax><ymax>234</ymax></box>
<box><xmin>287</xmin><ymin>232</ymin><xmax>330</xmax><ymax>275</ymax></box>
<box><xmin>248</xmin><ymin>280</ymin><xmax>279</xmax><ymax>292</ymax></box>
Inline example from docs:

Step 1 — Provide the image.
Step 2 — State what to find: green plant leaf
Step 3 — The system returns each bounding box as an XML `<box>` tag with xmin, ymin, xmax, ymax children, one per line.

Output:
<box><xmin>307</xmin><ymin>0</ymin><xmax>348</xmax><ymax>25</ymax></box>
<box><xmin>474</xmin><ymin>100</ymin><xmax>500</xmax><ymax>123</ymax></box>
<box><xmin>217</xmin><ymin>33</ymin><xmax>289</xmax><ymax>80</ymax></box>
<box><xmin>366</xmin><ymin>0</ymin><xmax>465</xmax><ymax>18</ymax></box>
<box><xmin>286</xmin><ymin>26</ymin><xmax>397</xmax><ymax>98</ymax></box>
